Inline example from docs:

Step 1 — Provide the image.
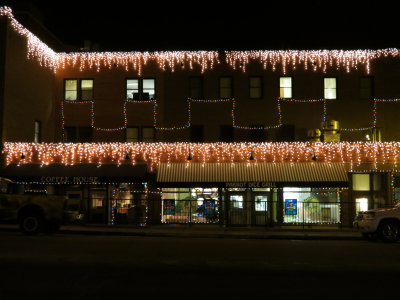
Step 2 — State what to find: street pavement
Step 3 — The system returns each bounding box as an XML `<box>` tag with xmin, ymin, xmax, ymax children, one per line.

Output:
<box><xmin>0</xmin><ymin>233</ymin><xmax>399</xmax><ymax>299</ymax></box>
<box><xmin>0</xmin><ymin>223</ymin><xmax>363</xmax><ymax>240</ymax></box>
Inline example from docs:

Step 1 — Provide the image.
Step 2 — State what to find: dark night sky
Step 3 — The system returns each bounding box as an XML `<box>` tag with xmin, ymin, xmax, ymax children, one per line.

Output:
<box><xmin>1</xmin><ymin>0</ymin><xmax>399</xmax><ymax>51</ymax></box>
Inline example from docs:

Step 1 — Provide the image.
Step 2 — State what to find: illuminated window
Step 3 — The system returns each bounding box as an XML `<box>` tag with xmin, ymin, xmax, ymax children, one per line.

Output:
<box><xmin>189</xmin><ymin>77</ymin><xmax>203</xmax><ymax>98</ymax></box>
<box><xmin>219</xmin><ymin>77</ymin><xmax>233</xmax><ymax>98</ymax></box>
<box><xmin>64</xmin><ymin>79</ymin><xmax>93</xmax><ymax>101</ymax></box>
<box><xmin>324</xmin><ymin>77</ymin><xmax>337</xmax><ymax>99</ymax></box>
<box><xmin>280</xmin><ymin>77</ymin><xmax>292</xmax><ymax>98</ymax></box>
<box><xmin>249</xmin><ymin>76</ymin><xmax>263</xmax><ymax>99</ymax></box>
<box><xmin>126</xmin><ymin>78</ymin><xmax>155</xmax><ymax>101</ymax></box>
<box><xmin>355</xmin><ymin>197</ymin><xmax>369</xmax><ymax>213</ymax></box>
<box><xmin>352</xmin><ymin>174</ymin><xmax>370</xmax><ymax>191</ymax></box>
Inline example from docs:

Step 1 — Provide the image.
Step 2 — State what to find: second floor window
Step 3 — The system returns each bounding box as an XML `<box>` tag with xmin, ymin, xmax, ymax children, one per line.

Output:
<box><xmin>249</xmin><ymin>76</ymin><xmax>263</xmax><ymax>99</ymax></box>
<box><xmin>34</xmin><ymin>120</ymin><xmax>41</xmax><ymax>143</ymax></box>
<box><xmin>64</xmin><ymin>79</ymin><xmax>93</xmax><ymax>101</ymax></box>
<box><xmin>360</xmin><ymin>77</ymin><xmax>374</xmax><ymax>99</ymax></box>
<box><xmin>126</xmin><ymin>79</ymin><xmax>156</xmax><ymax>101</ymax></box>
<box><xmin>280</xmin><ymin>77</ymin><xmax>292</xmax><ymax>99</ymax></box>
<box><xmin>324</xmin><ymin>77</ymin><xmax>337</xmax><ymax>99</ymax></box>
<box><xmin>219</xmin><ymin>77</ymin><xmax>233</xmax><ymax>98</ymax></box>
<box><xmin>189</xmin><ymin>77</ymin><xmax>203</xmax><ymax>98</ymax></box>
<box><xmin>64</xmin><ymin>127</ymin><xmax>93</xmax><ymax>142</ymax></box>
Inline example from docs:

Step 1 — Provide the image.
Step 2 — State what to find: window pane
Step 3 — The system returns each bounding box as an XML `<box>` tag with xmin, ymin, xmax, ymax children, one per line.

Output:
<box><xmin>81</xmin><ymin>79</ymin><xmax>93</xmax><ymax>89</ymax></box>
<box><xmin>126</xmin><ymin>127</ymin><xmax>139</xmax><ymax>142</ymax></box>
<box><xmin>81</xmin><ymin>90</ymin><xmax>93</xmax><ymax>101</ymax></box>
<box><xmin>250</xmin><ymin>87</ymin><xmax>261</xmax><ymax>98</ymax></box>
<box><xmin>360</xmin><ymin>77</ymin><xmax>373</xmax><ymax>99</ymax></box>
<box><xmin>142</xmin><ymin>127</ymin><xmax>155</xmax><ymax>142</ymax></box>
<box><xmin>143</xmin><ymin>79</ymin><xmax>155</xmax><ymax>100</ymax></box>
<box><xmin>65</xmin><ymin>91</ymin><xmax>77</xmax><ymax>101</ymax></box>
<box><xmin>280</xmin><ymin>77</ymin><xmax>292</xmax><ymax>88</ymax></box>
<box><xmin>250</xmin><ymin>77</ymin><xmax>261</xmax><ymax>87</ymax></box>
<box><xmin>324</xmin><ymin>78</ymin><xmax>336</xmax><ymax>89</ymax></box>
<box><xmin>353</xmin><ymin>174</ymin><xmax>370</xmax><ymax>191</ymax></box>
<box><xmin>280</xmin><ymin>87</ymin><xmax>292</xmax><ymax>98</ymax></box>
<box><xmin>65</xmin><ymin>80</ymin><xmax>77</xmax><ymax>90</ymax></box>
<box><xmin>127</xmin><ymin>79</ymin><xmax>139</xmax><ymax>100</ymax></box>
<box><xmin>65</xmin><ymin>80</ymin><xmax>77</xmax><ymax>100</ymax></box>
<box><xmin>190</xmin><ymin>77</ymin><xmax>203</xmax><ymax>98</ymax></box>
<box><xmin>220</xmin><ymin>77</ymin><xmax>232</xmax><ymax>88</ymax></box>
<box><xmin>220</xmin><ymin>87</ymin><xmax>232</xmax><ymax>98</ymax></box>
<box><xmin>324</xmin><ymin>88</ymin><xmax>336</xmax><ymax>99</ymax></box>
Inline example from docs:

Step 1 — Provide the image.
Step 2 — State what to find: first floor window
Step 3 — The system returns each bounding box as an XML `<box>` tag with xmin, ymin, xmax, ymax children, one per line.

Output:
<box><xmin>280</xmin><ymin>77</ymin><xmax>292</xmax><ymax>98</ymax></box>
<box><xmin>64</xmin><ymin>127</ymin><xmax>93</xmax><ymax>142</ymax></box>
<box><xmin>324</xmin><ymin>77</ymin><xmax>337</xmax><ymax>99</ymax></box>
<box><xmin>127</xmin><ymin>78</ymin><xmax>155</xmax><ymax>101</ymax></box>
<box><xmin>126</xmin><ymin>127</ymin><xmax>155</xmax><ymax>142</ymax></box>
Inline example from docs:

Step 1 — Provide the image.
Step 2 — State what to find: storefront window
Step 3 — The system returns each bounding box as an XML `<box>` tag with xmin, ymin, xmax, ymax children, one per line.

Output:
<box><xmin>161</xmin><ymin>188</ymin><xmax>220</xmax><ymax>224</ymax></box>
<box><xmin>283</xmin><ymin>187</ymin><xmax>340</xmax><ymax>224</ymax></box>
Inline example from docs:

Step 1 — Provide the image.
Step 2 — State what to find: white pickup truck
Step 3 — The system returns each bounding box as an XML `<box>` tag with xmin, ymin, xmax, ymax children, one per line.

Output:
<box><xmin>0</xmin><ymin>178</ymin><xmax>82</xmax><ymax>235</ymax></box>
<box><xmin>354</xmin><ymin>203</ymin><xmax>400</xmax><ymax>242</ymax></box>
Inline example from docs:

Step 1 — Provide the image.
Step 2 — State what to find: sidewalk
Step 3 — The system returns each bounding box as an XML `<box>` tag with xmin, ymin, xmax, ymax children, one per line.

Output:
<box><xmin>0</xmin><ymin>224</ymin><xmax>362</xmax><ymax>240</ymax></box>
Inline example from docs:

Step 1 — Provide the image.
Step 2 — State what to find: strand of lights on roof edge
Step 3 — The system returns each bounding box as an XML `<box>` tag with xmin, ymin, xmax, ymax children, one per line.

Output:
<box><xmin>5</xmin><ymin>142</ymin><xmax>400</xmax><ymax>171</ymax></box>
<box><xmin>2</xmin><ymin>6</ymin><xmax>400</xmax><ymax>74</ymax></box>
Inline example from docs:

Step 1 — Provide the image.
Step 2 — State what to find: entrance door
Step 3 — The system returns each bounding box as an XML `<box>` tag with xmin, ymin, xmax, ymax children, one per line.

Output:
<box><xmin>253</xmin><ymin>194</ymin><xmax>269</xmax><ymax>225</ymax></box>
<box><xmin>228</xmin><ymin>193</ymin><xmax>247</xmax><ymax>225</ymax></box>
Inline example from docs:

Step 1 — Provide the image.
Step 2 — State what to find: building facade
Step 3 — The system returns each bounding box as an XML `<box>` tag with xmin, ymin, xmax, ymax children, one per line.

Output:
<box><xmin>1</xmin><ymin>6</ymin><xmax>400</xmax><ymax>228</ymax></box>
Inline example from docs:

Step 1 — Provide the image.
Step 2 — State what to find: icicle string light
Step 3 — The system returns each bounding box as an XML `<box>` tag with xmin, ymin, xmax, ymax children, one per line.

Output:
<box><xmin>225</xmin><ymin>49</ymin><xmax>400</xmax><ymax>74</ymax></box>
<box><xmin>5</xmin><ymin>142</ymin><xmax>400</xmax><ymax>171</ymax></box>
<box><xmin>2</xmin><ymin>7</ymin><xmax>400</xmax><ymax>74</ymax></box>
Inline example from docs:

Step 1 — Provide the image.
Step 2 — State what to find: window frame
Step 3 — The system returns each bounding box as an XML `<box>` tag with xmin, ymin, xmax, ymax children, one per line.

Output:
<box><xmin>189</xmin><ymin>76</ymin><xmax>204</xmax><ymax>99</ymax></box>
<box><xmin>249</xmin><ymin>76</ymin><xmax>263</xmax><ymax>100</ymax></box>
<box><xmin>126</xmin><ymin>78</ymin><xmax>156</xmax><ymax>101</ymax></box>
<box><xmin>125</xmin><ymin>126</ymin><xmax>156</xmax><ymax>142</ymax></box>
<box><xmin>64</xmin><ymin>78</ymin><xmax>94</xmax><ymax>101</ymax></box>
<box><xmin>219</xmin><ymin>76</ymin><xmax>233</xmax><ymax>99</ymax></box>
<box><xmin>34</xmin><ymin>120</ymin><xmax>41</xmax><ymax>143</ymax></box>
<box><xmin>359</xmin><ymin>76</ymin><xmax>374</xmax><ymax>100</ymax></box>
<box><xmin>323</xmin><ymin>77</ymin><xmax>337</xmax><ymax>100</ymax></box>
<box><xmin>279</xmin><ymin>76</ymin><xmax>292</xmax><ymax>99</ymax></box>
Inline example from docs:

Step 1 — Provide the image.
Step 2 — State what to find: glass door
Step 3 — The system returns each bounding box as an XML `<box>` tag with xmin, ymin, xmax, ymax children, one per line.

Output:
<box><xmin>253</xmin><ymin>194</ymin><xmax>269</xmax><ymax>225</ymax></box>
<box><xmin>228</xmin><ymin>193</ymin><xmax>246</xmax><ymax>225</ymax></box>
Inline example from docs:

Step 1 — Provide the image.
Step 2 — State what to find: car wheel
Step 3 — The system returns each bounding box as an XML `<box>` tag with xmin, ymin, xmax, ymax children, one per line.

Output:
<box><xmin>362</xmin><ymin>232</ymin><xmax>378</xmax><ymax>242</ymax></box>
<box><xmin>19</xmin><ymin>212</ymin><xmax>44</xmax><ymax>235</ymax></box>
<box><xmin>378</xmin><ymin>220</ymin><xmax>400</xmax><ymax>242</ymax></box>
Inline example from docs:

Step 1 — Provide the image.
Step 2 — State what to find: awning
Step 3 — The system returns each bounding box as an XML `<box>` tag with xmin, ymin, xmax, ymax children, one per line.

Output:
<box><xmin>0</xmin><ymin>164</ymin><xmax>148</xmax><ymax>184</ymax></box>
<box><xmin>156</xmin><ymin>162</ymin><xmax>349</xmax><ymax>186</ymax></box>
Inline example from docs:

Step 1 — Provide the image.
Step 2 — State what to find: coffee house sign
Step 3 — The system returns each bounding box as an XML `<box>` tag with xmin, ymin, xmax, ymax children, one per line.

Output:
<box><xmin>40</xmin><ymin>176</ymin><xmax>99</xmax><ymax>184</ymax></box>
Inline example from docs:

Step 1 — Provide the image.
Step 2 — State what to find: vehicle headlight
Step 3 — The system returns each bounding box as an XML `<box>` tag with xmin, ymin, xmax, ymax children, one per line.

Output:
<box><xmin>364</xmin><ymin>212</ymin><xmax>376</xmax><ymax>220</ymax></box>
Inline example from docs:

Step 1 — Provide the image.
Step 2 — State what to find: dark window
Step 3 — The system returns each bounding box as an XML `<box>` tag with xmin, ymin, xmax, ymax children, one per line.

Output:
<box><xmin>34</xmin><ymin>120</ymin><xmax>41</xmax><ymax>143</ymax></box>
<box><xmin>360</xmin><ymin>77</ymin><xmax>374</xmax><ymax>99</ymax></box>
<box><xmin>190</xmin><ymin>125</ymin><xmax>204</xmax><ymax>142</ymax></box>
<box><xmin>64</xmin><ymin>79</ymin><xmax>93</xmax><ymax>101</ymax></box>
<box><xmin>249</xmin><ymin>76</ymin><xmax>263</xmax><ymax>99</ymax></box>
<box><xmin>189</xmin><ymin>77</ymin><xmax>203</xmax><ymax>99</ymax></box>
<box><xmin>125</xmin><ymin>127</ymin><xmax>155</xmax><ymax>142</ymax></box>
<box><xmin>249</xmin><ymin>125</ymin><xmax>266</xmax><ymax>142</ymax></box>
<box><xmin>278</xmin><ymin>124</ymin><xmax>295</xmax><ymax>142</ymax></box>
<box><xmin>220</xmin><ymin>125</ymin><xmax>234</xmax><ymax>142</ymax></box>
<box><xmin>64</xmin><ymin>127</ymin><xmax>93</xmax><ymax>142</ymax></box>
<box><xmin>219</xmin><ymin>77</ymin><xmax>233</xmax><ymax>98</ymax></box>
<box><xmin>126</xmin><ymin>78</ymin><xmax>155</xmax><ymax>101</ymax></box>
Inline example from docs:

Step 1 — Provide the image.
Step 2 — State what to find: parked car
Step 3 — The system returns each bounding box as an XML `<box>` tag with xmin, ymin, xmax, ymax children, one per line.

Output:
<box><xmin>354</xmin><ymin>202</ymin><xmax>400</xmax><ymax>242</ymax></box>
<box><xmin>0</xmin><ymin>177</ymin><xmax>82</xmax><ymax>235</ymax></box>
